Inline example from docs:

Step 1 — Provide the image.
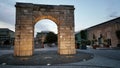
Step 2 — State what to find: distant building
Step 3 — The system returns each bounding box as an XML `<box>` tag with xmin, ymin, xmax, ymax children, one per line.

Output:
<box><xmin>75</xmin><ymin>30</ymin><xmax>87</xmax><ymax>44</ymax></box>
<box><xmin>75</xmin><ymin>30</ymin><xmax>88</xmax><ymax>49</ymax></box>
<box><xmin>35</xmin><ymin>31</ymin><xmax>49</xmax><ymax>48</ymax></box>
<box><xmin>0</xmin><ymin>28</ymin><xmax>15</xmax><ymax>48</ymax></box>
<box><xmin>75</xmin><ymin>32</ymin><xmax>81</xmax><ymax>45</ymax></box>
<box><xmin>87</xmin><ymin>17</ymin><xmax>120</xmax><ymax>47</ymax></box>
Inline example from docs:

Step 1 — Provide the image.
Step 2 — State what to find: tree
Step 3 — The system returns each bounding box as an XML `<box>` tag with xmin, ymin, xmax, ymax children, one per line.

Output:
<box><xmin>45</xmin><ymin>32</ymin><xmax>57</xmax><ymax>44</ymax></box>
<box><xmin>4</xmin><ymin>40</ymin><xmax>10</xmax><ymax>45</ymax></box>
<box><xmin>80</xmin><ymin>30</ymin><xmax>87</xmax><ymax>40</ymax></box>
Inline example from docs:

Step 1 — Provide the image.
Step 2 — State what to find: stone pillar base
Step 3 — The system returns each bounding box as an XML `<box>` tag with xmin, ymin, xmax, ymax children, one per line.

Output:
<box><xmin>14</xmin><ymin>48</ymin><xmax>33</xmax><ymax>56</ymax></box>
<box><xmin>58</xmin><ymin>49</ymin><xmax>76</xmax><ymax>55</ymax></box>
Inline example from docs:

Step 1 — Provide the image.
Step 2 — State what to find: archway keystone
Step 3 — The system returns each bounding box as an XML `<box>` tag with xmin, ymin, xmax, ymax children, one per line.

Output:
<box><xmin>14</xmin><ymin>2</ymin><xmax>76</xmax><ymax>56</ymax></box>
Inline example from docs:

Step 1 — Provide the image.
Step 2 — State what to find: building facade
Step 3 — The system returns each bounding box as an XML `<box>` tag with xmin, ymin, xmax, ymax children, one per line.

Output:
<box><xmin>0</xmin><ymin>28</ymin><xmax>15</xmax><ymax>48</ymax></box>
<box><xmin>87</xmin><ymin>17</ymin><xmax>120</xmax><ymax>47</ymax></box>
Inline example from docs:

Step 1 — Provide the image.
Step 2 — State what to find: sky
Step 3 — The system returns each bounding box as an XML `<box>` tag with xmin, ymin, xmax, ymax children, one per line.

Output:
<box><xmin>0</xmin><ymin>0</ymin><xmax>120</xmax><ymax>35</ymax></box>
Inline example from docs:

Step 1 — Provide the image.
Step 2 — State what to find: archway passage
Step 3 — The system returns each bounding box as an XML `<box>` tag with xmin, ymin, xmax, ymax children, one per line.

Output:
<box><xmin>34</xmin><ymin>19</ymin><xmax>58</xmax><ymax>48</ymax></box>
<box><xmin>34</xmin><ymin>19</ymin><xmax>58</xmax><ymax>36</ymax></box>
<box><xmin>14</xmin><ymin>2</ymin><xmax>76</xmax><ymax>56</ymax></box>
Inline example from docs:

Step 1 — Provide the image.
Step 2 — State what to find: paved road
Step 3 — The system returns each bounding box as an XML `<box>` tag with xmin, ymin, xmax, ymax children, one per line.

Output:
<box><xmin>0</xmin><ymin>47</ymin><xmax>120</xmax><ymax>68</ymax></box>
<box><xmin>64</xmin><ymin>48</ymin><xmax>120</xmax><ymax>68</ymax></box>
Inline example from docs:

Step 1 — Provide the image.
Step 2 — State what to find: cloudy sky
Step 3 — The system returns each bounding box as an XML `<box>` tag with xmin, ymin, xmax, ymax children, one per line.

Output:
<box><xmin>0</xmin><ymin>0</ymin><xmax>120</xmax><ymax>35</ymax></box>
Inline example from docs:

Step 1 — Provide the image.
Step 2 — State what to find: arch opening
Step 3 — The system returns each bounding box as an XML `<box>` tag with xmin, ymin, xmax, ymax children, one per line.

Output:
<box><xmin>34</xmin><ymin>19</ymin><xmax>58</xmax><ymax>49</ymax></box>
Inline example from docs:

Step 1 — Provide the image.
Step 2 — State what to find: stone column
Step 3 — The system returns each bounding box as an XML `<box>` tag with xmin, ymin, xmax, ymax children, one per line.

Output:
<box><xmin>58</xmin><ymin>9</ymin><xmax>76</xmax><ymax>55</ymax></box>
<box><xmin>14</xmin><ymin>3</ymin><xmax>34</xmax><ymax>56</ymax></box>
<box><xmin>58</xmin><ymin>26</ymin><xmax>76</xmax><ymax>55</ymax></box>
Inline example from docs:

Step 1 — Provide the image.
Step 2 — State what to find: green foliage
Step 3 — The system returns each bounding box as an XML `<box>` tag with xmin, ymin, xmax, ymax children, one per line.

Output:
<box><xmin>86</xmin><ymin>40</ymin><xmax>91</xmax><ymax>45</ymax></box>
<box><xmin>80</xmin><ymin>40</ymin><xmax>91</xmax><ymax>45</ymax></box>
<box><xmin>4</xmin><ymin>40</ymin><xmax>10</xmax><ymax>45</ymax></box>
<box><xmin>45</xmin><ymin>32</ymin><xmax>57</xmax><ymax>44</ymax></box>
<box><xmin>80</xmin><ymin>30</ymin><xmax>87</xmax><ymax>40</ymax></box>
<box><xmin>91</xmin><ymin>39</ymin><xmax>97</xmax><ymax>46</ymax></box>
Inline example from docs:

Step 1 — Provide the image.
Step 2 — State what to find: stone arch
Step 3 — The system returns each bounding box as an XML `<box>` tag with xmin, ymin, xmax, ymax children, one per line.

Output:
<box><xmin>34</xmin><ymin>15</ymin><xmax>59</xmax><ymax>25</ymax></box>
<box><xmin>14</xmin><ymin>2</ymin><xmax>76</xmax><ymax>56</ymax></box>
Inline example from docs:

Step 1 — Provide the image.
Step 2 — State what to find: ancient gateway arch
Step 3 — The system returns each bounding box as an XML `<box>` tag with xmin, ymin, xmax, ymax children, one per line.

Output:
<box><xmin>14</xmin><ymin>3</ymin><xmax>76</xmax><ymax>56</ymax></box>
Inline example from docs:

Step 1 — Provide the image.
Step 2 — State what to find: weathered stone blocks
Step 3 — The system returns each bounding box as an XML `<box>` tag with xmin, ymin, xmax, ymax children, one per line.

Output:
<box><xmin>14</xmin><ymin>2</ymin><xmax>76</xmax><ymax>56</ymax></box>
